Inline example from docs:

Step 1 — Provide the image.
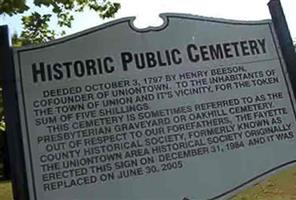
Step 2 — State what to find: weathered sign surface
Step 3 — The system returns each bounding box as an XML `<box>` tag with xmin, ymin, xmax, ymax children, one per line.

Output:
<box><xmin>14</xmin><ymin>14</ymin><xmax>296</xmax><ymax>200</ymax></box>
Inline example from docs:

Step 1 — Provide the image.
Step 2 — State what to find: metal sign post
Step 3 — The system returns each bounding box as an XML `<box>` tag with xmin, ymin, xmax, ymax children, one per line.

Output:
<box><xmin>268</xmin><ymin>0</ymin><xmax>296</xmax><ymax>92</ymax></box>
<box><xmin>0</xmin><ymin>25</ymin><xmax>29</xmax><ymax>200</ymax></box>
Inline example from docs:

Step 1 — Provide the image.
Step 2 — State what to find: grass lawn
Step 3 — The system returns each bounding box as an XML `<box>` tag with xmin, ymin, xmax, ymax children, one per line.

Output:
<box><xmin>230</xmin><ymin>166</ymin><xmax>296</xmax><ymax>200</ymax></box>
<box><xmin>0</xmin><ymin>181</ymin><xmax>13</xmax><ymax>200</ymax></box>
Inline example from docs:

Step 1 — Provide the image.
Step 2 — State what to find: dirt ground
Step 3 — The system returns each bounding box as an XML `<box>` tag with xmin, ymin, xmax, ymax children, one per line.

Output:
<box><xmin>0</xmin><ymin>167</ymin><xmax>295</xmax><ymax>200</ymax></box>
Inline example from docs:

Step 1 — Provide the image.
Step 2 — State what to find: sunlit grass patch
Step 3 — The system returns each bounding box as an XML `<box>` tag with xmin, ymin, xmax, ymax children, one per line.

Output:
<box><xmin>0</xmin><ymin>181</ymin><xmax>13</xmax><ymax>200</ymax></box>
<box><xmin>230</xmin><ymin>166</ymin><xmax>296</xmax><ymax>200</ymax></box>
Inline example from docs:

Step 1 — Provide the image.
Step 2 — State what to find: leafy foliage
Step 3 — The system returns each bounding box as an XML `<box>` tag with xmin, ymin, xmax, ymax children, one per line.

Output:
<box><xmin>1</xmin><ymin>0</ymin><xmax>121</xmax><ymax>45</ymax></box>
<box><xmin>18</xmin><ymin>12</ymin><xmax>56</xmax><ymax>45</ymax></box>
<box><xmin>0</xmin><ymin>0</ymin><xmax>29</xmax><ymax>15</ymax></box>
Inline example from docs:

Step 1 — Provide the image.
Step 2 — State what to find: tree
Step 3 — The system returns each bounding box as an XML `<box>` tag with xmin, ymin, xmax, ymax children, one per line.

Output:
<box><xmin>1</xmin><ymin>0</ymin><xmax>121</xmax><ymax>46</ymax></box>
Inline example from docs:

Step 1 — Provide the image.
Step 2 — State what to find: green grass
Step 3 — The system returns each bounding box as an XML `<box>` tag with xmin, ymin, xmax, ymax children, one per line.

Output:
<box><xmin>0</xmin><ymin>181</ymin><xmax>13</xmax><ymax>200</ymax></box>
<box><xmin>230</xmin><ymin>166</ymin><xmax>296</xmax><ymax>200</ymax></box>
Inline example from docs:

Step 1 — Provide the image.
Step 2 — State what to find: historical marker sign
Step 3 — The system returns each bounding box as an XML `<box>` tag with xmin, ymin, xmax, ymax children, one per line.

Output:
<box><xmin>13</xmin><ymin>14</ymin><xmax>296</xmax><ymax>200</ymax></box>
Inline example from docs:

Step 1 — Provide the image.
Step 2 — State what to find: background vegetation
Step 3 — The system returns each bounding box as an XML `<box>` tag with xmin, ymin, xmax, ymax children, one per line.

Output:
<box><xmin>1</xmin><ymin>0</ymin><xmax>120</xmax><ymax>46</ymax></box>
